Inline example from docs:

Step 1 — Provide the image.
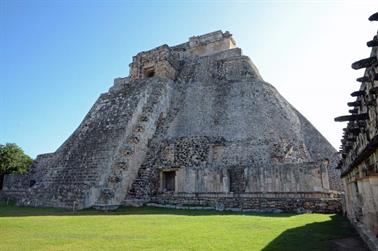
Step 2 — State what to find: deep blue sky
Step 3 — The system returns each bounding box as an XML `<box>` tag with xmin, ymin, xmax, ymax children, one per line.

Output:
<box><xmin>1</xmin><ymin>0</ymin><xmax>376</xmax><ymax>158</ymax></box>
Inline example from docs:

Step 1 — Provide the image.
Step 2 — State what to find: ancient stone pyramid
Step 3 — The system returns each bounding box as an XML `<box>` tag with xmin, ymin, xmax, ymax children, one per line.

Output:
<box><xmin>3</xmin><ymin>31</ymin><xmax>341</xmax><ymax>212</ymax></box>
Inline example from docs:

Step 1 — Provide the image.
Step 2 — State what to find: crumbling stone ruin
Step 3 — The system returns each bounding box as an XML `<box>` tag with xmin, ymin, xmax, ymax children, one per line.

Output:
<box><xmin>334</xmin><ymin>12</ymin><xmax>378</xmax><ymax>250</ymax></box>
<box><xmin>1</xmin><ymin>31</ymin><xmax>341</xmax><ymax>213</ymax></box>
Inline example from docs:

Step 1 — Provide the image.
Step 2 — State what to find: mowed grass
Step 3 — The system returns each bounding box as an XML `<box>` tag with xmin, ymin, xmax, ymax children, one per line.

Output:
<box><xmin>0</xmin><ymin>203</ymin><xmax>355</xmax><ymax>251</ymax></box>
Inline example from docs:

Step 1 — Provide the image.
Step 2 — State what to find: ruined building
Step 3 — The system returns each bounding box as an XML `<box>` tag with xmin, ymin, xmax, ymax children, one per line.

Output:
<box><xmin>2</xmin><ymin>31</ymin><xmax>341</xmax><ymax>212</ymax></box>
<box><xmin>335</xmin><ymin>13</ymin><xmax>378</xmax><ymax>250</ymax></box>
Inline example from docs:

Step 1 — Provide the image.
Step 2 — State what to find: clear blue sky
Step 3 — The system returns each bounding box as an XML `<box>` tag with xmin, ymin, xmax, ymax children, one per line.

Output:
<box><xmin>0</xmin><ymin>0</ymin><xmax>376</xmax><ymax>158</ymax></box>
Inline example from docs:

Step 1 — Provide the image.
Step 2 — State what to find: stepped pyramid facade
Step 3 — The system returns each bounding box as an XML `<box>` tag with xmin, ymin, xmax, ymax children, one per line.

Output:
<box><xmin>2</xmin><ymin>31</ymin><xmax>341</xmax><ymax>212</ymax></box>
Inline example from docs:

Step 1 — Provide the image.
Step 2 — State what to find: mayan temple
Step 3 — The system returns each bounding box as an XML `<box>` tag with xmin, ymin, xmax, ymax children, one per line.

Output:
<box><xmin>2</xmin><ymin>31</ymin><xmax>342</xmax><ymax>212</ymax></box>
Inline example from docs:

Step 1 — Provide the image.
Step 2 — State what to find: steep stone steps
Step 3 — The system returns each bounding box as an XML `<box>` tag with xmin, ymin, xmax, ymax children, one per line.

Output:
<box><xmin>127</xmin><ymin>71</ymin><xmax>193</xmax><ymax>200</ymax></box>
<box><xmin>93</xmin><ymin>79</ymin><xmax>171</xmax><ymax>207</ymax></box>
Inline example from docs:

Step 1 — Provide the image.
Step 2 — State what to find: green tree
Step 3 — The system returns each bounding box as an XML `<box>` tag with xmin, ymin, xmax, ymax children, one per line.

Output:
<box><xmin>0</xmin><ymin>143</ymin><xmax>33</xmax><ymax>188</ymax></box>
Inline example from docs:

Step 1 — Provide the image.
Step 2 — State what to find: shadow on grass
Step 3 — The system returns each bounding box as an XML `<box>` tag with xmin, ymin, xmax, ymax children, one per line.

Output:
<box><xmin>261</xmin><ymin>214</ymin><xmax>368</xmax><ymax>251</ymax></box>
<box><xmin>0</xmin><ymin>202</ymin><xmax>301</xmax><ymax>218</ymax></box>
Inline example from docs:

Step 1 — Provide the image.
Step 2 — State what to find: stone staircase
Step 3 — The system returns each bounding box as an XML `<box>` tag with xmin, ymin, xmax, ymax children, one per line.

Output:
<box><xmin>126</xmin><ymin>72</ymin><xmax>195</xmax><ymax>202</ymax></box>
<box><xmin>127</xmin><ymin>164</ymin><xmax>155</xmax><ymax>198</ymax></box>
<box><xmin>93</xmin><ymin>79</ymin><xmax>171</xmax><ymax>209</ymax></box>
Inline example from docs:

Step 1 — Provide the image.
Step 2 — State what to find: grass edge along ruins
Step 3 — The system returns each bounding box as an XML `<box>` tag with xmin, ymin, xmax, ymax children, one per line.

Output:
<box><xmin>1</xmin><ymin>30</ymin><xmax>342</xmax><ymax>214</ymax></box>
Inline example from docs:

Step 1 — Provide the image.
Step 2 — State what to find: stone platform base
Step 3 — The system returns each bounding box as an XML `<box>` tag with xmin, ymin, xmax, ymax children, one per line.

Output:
<box><xmin>92</xmin><ymin>204</ymin><xmax>120</xmax><ymax>211</ymax></box>
<box><xmin>125</xmin><ymin>191</ymin><xmax>342</xmax><ymax>214</ymax></box>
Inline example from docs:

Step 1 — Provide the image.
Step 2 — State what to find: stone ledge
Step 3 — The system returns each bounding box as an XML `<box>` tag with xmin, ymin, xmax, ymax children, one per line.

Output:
<box><xmin>127</xmin><ymin>191</ymin><xmax>342</xmax><ymax>214</ymax></box>
<box><xmin>155</xmin><ymin>191</ymin><xmax>341</xmax><ymax>199</ymax></box>
<box><xmin>144</xmin><ymin>203</ymin><xmax>287</xmax><ymax>213</ymax></box>
<box><xmin>92</xmin><ymin>204</ymin><xmax>120</xmax><ymax>211</ymax></box>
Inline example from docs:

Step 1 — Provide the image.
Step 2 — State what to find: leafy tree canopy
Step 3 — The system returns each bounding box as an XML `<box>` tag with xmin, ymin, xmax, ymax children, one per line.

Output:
<box><xmin>0</xmin><ymin>143</ymin><xmax>33</xmax><ymax>175</ymax></box>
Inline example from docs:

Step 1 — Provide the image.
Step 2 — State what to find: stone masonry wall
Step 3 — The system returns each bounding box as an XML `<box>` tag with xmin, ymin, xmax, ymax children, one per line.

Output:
<box><xmin>335</xmin><ymin>18</ymin><xmax>378</xmax><ymax>250</ymax></box>
<box><xmin>145</xmin><ymin>192</ymin><xmax>342</xmax><ymax>214</ymax></box>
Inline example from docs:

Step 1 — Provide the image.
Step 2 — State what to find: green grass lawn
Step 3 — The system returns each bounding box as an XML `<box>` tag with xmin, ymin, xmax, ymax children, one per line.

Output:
<box><xmin>0</xmin><ymin>203</ymin><xmax>355</xmax><ymax>251</ymax></box>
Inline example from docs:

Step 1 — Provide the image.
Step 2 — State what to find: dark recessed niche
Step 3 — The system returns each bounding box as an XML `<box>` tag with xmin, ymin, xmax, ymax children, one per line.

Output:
<box><xmin>29</xmin><ymin>180</ymin><xmax>36</xmax><ymax>187</ymax></box>
<box><xmin>0</xmin><ymin>175</ymin><xmax>4</xmax><ymax>190</ymax></box>
<box><xmin>163</xmin><ymin>171</ymin><xmax>176</xmax><ymax>192</ymax></box>
<box><xmin>143</xmin><ymin>67</ymin><xmax>155</xmax><ymax>78</ymax></box>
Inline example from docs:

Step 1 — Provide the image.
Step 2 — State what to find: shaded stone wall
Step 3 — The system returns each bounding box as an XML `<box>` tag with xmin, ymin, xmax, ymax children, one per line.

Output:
<box><xmin>335</xmin><ymin>14</ymin><xmax>378</xmax><ymax>250</ymax></box>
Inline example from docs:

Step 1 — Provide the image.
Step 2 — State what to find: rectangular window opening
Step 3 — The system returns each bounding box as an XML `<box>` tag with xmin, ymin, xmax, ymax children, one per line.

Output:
<box><xmin>143</xmin><ymin>67</ymin><xmax>155</xmax><ymax>78</ymax></box>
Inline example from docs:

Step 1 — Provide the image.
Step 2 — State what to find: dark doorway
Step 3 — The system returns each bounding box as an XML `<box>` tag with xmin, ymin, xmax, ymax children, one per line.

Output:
<box><xmin>163</xmin><ymin>171</ymin><xmax>176</xmax><ymax>192</ymax></box>
<box><xmin>0</xmin><ymin>174</ymin><xmax>4</xmax><ymax>190</ymax></box>
<box><xmin>229</xmin><ymin>168</ymin><xmax>245</xmax><ymax>193</ymax></box>
<box><xmin>143</xmin><ymin>67</ymin><xmax>155</xmax><ymax>78</ymax></box>
<box><xmin>29</xmin><ymin>180</ymin><xmax>36</xmax><ymax>188</ymax></box>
